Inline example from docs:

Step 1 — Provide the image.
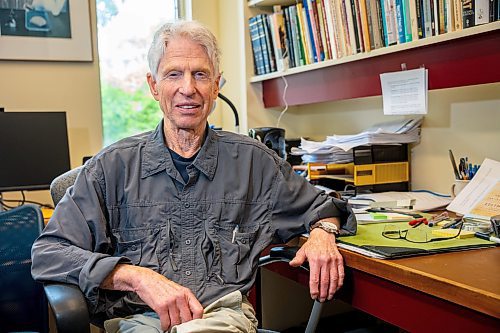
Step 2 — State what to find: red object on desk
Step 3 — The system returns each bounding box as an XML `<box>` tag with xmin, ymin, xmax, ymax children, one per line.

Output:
<box><xmin>409</xmin><ymin>217</ymin><xmax>428</xmax><ymax>227</ymax></box>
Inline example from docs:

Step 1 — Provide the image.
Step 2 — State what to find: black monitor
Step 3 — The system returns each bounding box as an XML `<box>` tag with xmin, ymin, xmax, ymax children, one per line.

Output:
<box><xmin>0</xmin><ymin>112</ymin><xmax>71</xmax><ymax>192</ymax></box>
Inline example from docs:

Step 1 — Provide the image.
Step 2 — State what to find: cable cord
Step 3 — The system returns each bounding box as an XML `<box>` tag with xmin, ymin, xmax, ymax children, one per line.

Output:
<box><xmin>276</xmin><ymin>75</ymin><xmax>289</xmax><ymax>128</ymax></box>
<box><xmin>0</xmin><ymin>191</ymin><xmax>54</xmax><ymax>209</ymax></box>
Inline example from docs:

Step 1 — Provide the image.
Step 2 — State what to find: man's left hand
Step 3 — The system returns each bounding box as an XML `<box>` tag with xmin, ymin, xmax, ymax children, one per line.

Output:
<box><xmin>289</xmin><ymin>222</ymin><xmax>344</xmax><ymax>302</ymax></box>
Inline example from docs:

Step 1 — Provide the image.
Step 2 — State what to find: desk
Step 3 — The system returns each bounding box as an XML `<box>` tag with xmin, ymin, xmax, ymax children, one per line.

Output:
<box><xmin>263</xmin><ymin>242</ymin><xmax>500</xmax><ymax>332</ymax></box>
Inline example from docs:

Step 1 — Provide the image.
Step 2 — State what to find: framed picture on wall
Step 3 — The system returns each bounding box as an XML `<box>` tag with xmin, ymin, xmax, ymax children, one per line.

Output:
<box><xmin>0</xmin><ymin>0</ymin><xmax>92</xmax><ymax>61</ymax></box>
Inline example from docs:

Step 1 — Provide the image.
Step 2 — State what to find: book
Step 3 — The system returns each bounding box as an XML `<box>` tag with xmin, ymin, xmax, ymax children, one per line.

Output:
<box><xmin>453</xmin><ymin>0</ymin><xmax>463</xmax><ymax>31</ymax></box>
<box><xmin>466</xmin><ymin>181</ymin><xmax>500</xmax><ymax>221</ymax></box>
<box><xmin>317</xmin><ymin>0</ymin><xmax>332</xmax><ymax>59</ymax></box>
<box><xmin>261</xmin><ymin>14</ymin><xmax>277</xmax><ymax>72</ymax></box>
<box><xmin>475</xmin><ymin>0</ymin><xmax>490</xmax><ymax>25</ymax></box>
<box><xmin>462</xmin><ymin>0</ymin><xmax>475</xmax><ymax>28</ymax></box>
<box><xmin>358</xmin><ymin>0</ymin><xmax>372</xmax><ymax>51</ymax></box>
<box><xmin>422</xmin><ymin>0</ymin><xmax>434</xmax><ymax>37</ymax></box>
<box><xmin>248</xmin><ymin>16</ymin><xmax>264</xmax><ymax>75</ymax></box>
<box><xmin>295</xmin><ymin>3</ymin><xmax>310</xmax><ymax>65</ymax></box>
<box><xmin>304</xmin><ymin>0</ymin><xmax>319</xmax><ymax>62</ymax></box>
<box><xmin>298</xmin><ymin>1</ymin><xmax>314</xmax><ymax>64</ymax></box>
<box><xmin>324</xmin><ymin>0</ymin><xmax>341</xmax><ymax>58</ymax></box>
<box><xmin>256</xmin><ymin>15</ymin><xmax>271</xmax><ymax>74</ymax></box>
<box><xmin>380</xmin><ymin>0</ymin><xmax>399</xmax><ymax>45</ymax></box>
<box><xmin>283</xmin><ymin>7</ymin><xmax>296</xmax><ymax>67</ymax></box>
<box><xmin>395</xmin><ymin>0</ymin><xmax>407</xmax><ymax>43</ymax></box>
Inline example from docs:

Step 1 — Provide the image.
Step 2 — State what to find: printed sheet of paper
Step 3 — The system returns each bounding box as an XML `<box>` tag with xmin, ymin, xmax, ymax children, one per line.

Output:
<box><xmin>447</xmin><ymin>158</ymin><xmax>500</xmax><ymax>217</ymax></box>
<box><xmin>380</xmin><ymin>68</ymin><xmax>428</xmax><ymax>115</ymax></box>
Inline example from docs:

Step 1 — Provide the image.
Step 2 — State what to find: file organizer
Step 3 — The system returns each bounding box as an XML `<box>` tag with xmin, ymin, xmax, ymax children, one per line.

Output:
<box><xmin>308</xmin><ymin>144</ymin><xmax>410</xmax><ymax>193</ymax></box>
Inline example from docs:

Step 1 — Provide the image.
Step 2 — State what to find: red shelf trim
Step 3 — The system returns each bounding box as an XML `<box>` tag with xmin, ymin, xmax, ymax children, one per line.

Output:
<box><xmin>261</xmin><ymin>29</ymin><xmax>500</xmax><ymax>107</ymax></box>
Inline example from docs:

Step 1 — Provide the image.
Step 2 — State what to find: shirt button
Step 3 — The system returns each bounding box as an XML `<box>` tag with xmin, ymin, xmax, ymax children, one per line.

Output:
<box><xmin>185</xmin><ymin>270</ymin><xmax>192</xmax><ymax>276</ymax></box>
<box><xmin>185</xmin><ymin>239</ymin><xmax>191</xmax><ymax>245</ymax></box>
<box><xmin>184</xmin><ymin>202</ymin><xmax>190</xmax><ymax>208</ymax></box>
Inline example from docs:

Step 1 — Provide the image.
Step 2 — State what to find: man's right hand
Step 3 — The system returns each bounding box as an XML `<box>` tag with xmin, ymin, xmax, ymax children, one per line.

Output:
<box><xmin>101</xmin><ymin>264</ymin><xmax>204</xmax><ymax>331</ymax></box>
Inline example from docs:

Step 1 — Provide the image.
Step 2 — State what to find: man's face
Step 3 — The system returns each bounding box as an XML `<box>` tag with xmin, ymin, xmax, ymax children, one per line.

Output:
<box><xmin>147</xmin><ymin>37</ymin><xmax>220</xmax><ymax>132</ymax></box>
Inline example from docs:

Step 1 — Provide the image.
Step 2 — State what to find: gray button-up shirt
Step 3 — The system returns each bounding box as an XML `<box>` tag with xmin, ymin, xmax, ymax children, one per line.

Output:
<box><xmin>31</xmin><ymin>122</ymin><xmax>356</xmax><ymax>319</ymax></box>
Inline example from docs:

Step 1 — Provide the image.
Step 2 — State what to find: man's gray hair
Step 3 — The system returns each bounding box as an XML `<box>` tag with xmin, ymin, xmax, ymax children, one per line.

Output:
<box><xmin>147</xmin><ymin>20</ymin><xmax>221</xmax><ymax>80</ymax></box>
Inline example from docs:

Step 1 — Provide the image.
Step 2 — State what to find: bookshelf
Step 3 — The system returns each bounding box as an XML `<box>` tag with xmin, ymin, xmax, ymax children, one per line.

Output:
<box><xmin>245</xmin><ymin>1</ymin><xmax>500</xmax><ymax>108</ymax></box>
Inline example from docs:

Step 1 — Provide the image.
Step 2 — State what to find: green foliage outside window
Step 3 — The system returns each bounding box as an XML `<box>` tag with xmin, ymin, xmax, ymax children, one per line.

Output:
<box><xmin>101</xmin><ymin>83</ymin><xmax>162</xmax><ymax>147</ymax></box>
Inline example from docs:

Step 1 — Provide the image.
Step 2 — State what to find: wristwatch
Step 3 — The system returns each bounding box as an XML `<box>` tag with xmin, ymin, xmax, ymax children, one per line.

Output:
<box><xmin>310</xmin><ymin>221</ymin><xmax>339</xmax><ymax>235</ymax></box>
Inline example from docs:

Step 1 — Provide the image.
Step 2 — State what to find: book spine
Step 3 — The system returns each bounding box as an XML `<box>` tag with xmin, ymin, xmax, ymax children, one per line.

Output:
<box><xmin>299</xmin><ymin>2</ymin><xmax>314</xmax><ymax>64</ymax></box>
<box><xmin>376</xmin><ymin>0</ymin><xmax>387</xmax><ymax>46</ymax></box>
<box><xmin>324</xmin><ymin>0</ymin><xmax>340</xmax><ymax>58</ymax></box>
<box><xmin>334</xmin><ymin>0</ymin><xmax>349</xmax><ymax>56</ymax></box>
<box><xmin>415</xmin><ymin>0</ymin><xmax>425</xmax><ymax>37</ymax></box>
<box><xmin>283</xmin><ymin>7</ymin><xmax>296</xmax><ymax>68</ymax></box>
<box><xmin>396</xmin><ymin>0</ymin><xmax>407</xmax><ymax>43</ymax></box>
<box><xmin>358</xmin><ymin>0</ymin><xmax>372</xmax><ymax>51</ymax></box>
<box><xmin>273</xmin><ymin>7</ymin><xmax>290</xmax><ymax>70</ymax></box>
<box><xmin>262</xmin><ymin>14</ymin><xmax>277</xmax><ymax>72</ymax></box>
<box><xmin>474</xmin><ymin>0</ymin><xmax>490</xmax><ymax>24</ymax></box>
<box><xmin>422</xmin><ymin>0</ymin><xmax>433</xmax><ymax>37</ymax></box>
<box><xmin>294</xmin><ymin>3</ymin><xmax>308</xmax><ymax>65</ymax></box>
<box><xmin>248</xmin><ymin>16</ymin><xmax>264</xmax><ymax>75</ymax></box>
<box><xmin>381</xmin><ymin>0</ymin><xmax>398</xmax><ymax>45</ymax></box>
<box><xmin>438</xmin><ymin>0</ymin><xmax>446</xmax><ymax>33</ymax></box>
<box><xmin>289</xmin><ymin>6</ymin><xmax>304</xmax><ymax>67</ymax></box>
<box><xmin>317</xmin><ymin>0</ymin><xmax>332</xmax><ymax>59</ymax></box>
<box><xmin>304</xmin><ymin>0</ymin><xmax>319</xmax><ymax>62</ymax></box>
<box><xmin>310</xmin><ymin>0</ymin><xmax>325</xmax><ymax>61</ymax></box>
<box><xmin>489</xmin><ymin>0</ymin><xmax>495</xmax><ymax>21</ymax></box>
<box><xmin>462</xmin><ymin>0</ymin><xmax>475</xmax><ymax>28</ymax></box>
<box><xmin>431</xmin><ymin>0</ymin><xmax>439</xmax><ymax>35</ymax></box>
<box><xmin>256</xmin><ymin>15</ymin><xmax>271</xmax><ymax>74</ymax></box>
<box><xmin>453</xmin><ymin>0</ymin><xmax>463</xmax><ymax>30</ymax></box>
<box><xmin>354</xmin><ymin>0</ymin><xmax>367</xmax><ymax>52</ymax></box>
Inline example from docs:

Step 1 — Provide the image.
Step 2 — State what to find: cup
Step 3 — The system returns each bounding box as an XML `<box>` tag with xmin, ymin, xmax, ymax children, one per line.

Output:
<box><xmin>248</xmin><ymin>127</ymin><xmax>286</xmax><ymax>159</ymax></box>
<box><xmin>451</xmin><ymin>179</ymin><xmax>470</xmax><ymax>198</ymax></box>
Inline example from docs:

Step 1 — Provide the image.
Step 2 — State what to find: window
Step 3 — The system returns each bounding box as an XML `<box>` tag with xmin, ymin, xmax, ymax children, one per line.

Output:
<box><xmin>96</xmin><ymin>0</ymin><xmax>179</xmax><ymax>147</ymax></box>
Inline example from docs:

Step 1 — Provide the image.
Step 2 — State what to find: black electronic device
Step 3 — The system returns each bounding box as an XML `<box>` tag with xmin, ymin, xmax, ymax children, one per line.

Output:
<box><xmin>0</xmin><ymin>112</ymin><xmax>71</xmax><ymax>192</ymax></box>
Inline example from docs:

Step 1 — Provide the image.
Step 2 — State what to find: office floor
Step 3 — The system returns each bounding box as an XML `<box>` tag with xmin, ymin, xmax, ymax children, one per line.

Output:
<box><xmin>282</xmin><ymin>310</ymin><xmax>401</xmax><ymax>333</ymax></box>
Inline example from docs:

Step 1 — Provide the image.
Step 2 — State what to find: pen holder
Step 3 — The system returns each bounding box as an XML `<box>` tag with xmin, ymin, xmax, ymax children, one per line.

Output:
<box><xmin>451</xmin><ymin>179</ymin><xmax>470</xmax><ymax>198</ymax></box>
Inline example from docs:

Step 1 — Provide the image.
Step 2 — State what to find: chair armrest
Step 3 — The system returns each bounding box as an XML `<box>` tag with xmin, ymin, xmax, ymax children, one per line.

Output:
<box><xmin>258</xmin><ymin>246</ymin><xmax>309</xmax><ymax>271</ymax></box>
<box><xmin>44</xmin><ymin>283</ymin><xmax>91</xmax><ymax>333</ymax></box>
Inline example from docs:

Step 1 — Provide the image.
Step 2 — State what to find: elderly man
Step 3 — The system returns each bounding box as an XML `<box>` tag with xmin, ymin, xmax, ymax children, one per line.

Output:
<box><xmin>31</xmin><ymin>20</ymin><xmax>355</xmax><ymax>333</ymax></box>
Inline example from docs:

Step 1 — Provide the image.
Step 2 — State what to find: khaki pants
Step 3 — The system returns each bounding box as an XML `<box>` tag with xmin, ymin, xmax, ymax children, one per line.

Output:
<box><xmin>104</xmin><ymin>290</ymin><xmax>258</xmax><ymax>333</ymax></box>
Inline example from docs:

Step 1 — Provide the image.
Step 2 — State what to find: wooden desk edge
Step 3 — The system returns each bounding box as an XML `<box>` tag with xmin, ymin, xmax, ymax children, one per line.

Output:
<box><xmin>339</xmin><ymin>247</ymin><xmax>500</xmax><ymax>319</ymax></box>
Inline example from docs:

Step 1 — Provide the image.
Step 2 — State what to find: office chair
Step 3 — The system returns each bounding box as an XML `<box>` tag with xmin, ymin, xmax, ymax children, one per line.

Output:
<box><xmin>45</xmin><ymin>168</ymin><xmax>324</xmax><ymax>333</ymax></box>
<box><xmin>0</xmin><ymin>204</ymin><xmax>49</xmax><ymax>333</ymax></box>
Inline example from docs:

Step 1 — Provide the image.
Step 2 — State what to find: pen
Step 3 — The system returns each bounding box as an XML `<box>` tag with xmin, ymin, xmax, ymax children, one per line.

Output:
<box><xmin>474</xmin><ymin>232</ymin><xmax>500</xmax><ymax>244</ymax></box>
<box><xmin>449</xmin><ymin>149</ymin><xmax>461</xmax><ymax>180</ymax></box>
<box><xmin>442</xmin><ymin>218</ymin><xmax>462</xmax><ymax>229</ymax></box>
<box><xmin>428</xmin><ymin>220</ymin><xmax>449</xmax><ymax>227</ymax></box>
<box><xmin>232</xmin><ymin>225</ymin><xmax>239</xmax><ymax>243</ymax></box>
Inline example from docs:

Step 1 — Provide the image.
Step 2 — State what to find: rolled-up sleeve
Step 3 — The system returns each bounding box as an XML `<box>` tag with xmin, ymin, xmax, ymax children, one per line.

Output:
<box><xmin>270</xmin><ymin>159</ymin><xmax>357</xmax><ymax>243</ymax></box>
<box><xmin>31</xmin><ymin>165</ymin><xmax>128</xmax><ymax>313</ymax></box>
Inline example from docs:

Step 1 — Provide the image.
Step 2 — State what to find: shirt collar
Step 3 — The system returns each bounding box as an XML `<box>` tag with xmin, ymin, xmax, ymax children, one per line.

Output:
<box><xmin>141</xmin><ymin>121</ymin><xmax>218</xmax><ymax>181</ymax></box>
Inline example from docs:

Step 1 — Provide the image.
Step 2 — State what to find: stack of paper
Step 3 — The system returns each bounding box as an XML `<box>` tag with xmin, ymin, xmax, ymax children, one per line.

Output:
<box><xmin>447</xmin><ymin>158</ymin><xmax>500</xmax><ymax>221</ymax></box>
<box><xmin>350</xmin><ymin>191</ymin><xmax>452</xmax><ymax>212</ymax></box>
<box><xmin>291</xmin><ymin>118</ymin><xmax>423</xmax><ymax>164</ymax></box>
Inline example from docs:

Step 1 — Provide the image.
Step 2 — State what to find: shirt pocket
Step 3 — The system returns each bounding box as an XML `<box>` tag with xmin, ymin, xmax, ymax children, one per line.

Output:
<box><xmin>112</xmin><ymin>227</ymin><xmax>162</xmax><ymax>271</ymax></box>
<box><xmin>211</xmin><ymin>219</ymin><xmax>259</xmax><ymax>285</ymax></box>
